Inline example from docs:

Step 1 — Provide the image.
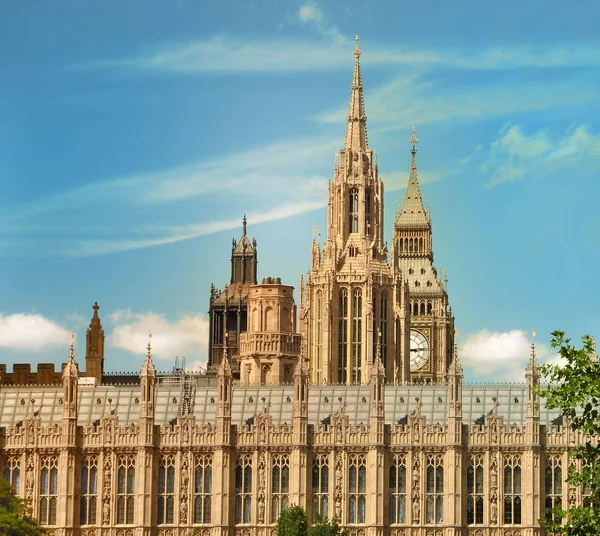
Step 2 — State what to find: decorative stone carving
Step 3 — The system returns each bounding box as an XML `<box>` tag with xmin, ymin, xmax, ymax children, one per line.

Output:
<box><xmin>411</xmin><ymin>453</ymin><xmax>420</xmax><ymax>524</ymax></box>
<box><xmin>334</xmin><ymin>451</ymin><xmax>343</xmax><ymax>520</ymax></box>
<box><xmin>102</xmin><ymin>453</ymin><xmax>112</xmax><ymax>525</ymax></box>
<box><xmin>489</xmin><ymin>454</ymin><xmax>499</xmax><ymax>525</ymax></box>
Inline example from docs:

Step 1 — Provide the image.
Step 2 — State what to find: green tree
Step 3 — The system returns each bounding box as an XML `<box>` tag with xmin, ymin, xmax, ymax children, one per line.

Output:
<box><xmin>0</xmin><ymin>478</ymin><xmax>47</xmax><ymax>535</ymax></box>
<box><xmin>308</xmin><ymin>516</ymin><xmax>348</xmax><ymax>536</ymax></box>
<box><xmin>538</xmin><ymin>330</ymin><xmax>600</xmax><ymax>535</ymax></box>
<box><xmin>277</xmin><ymin>505</ymin><xmax>309</xmax><ymax>536</ymax></box>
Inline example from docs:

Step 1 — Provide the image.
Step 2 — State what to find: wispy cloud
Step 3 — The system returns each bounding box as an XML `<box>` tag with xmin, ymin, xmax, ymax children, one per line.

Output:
<box><xmin>0</xmin><ymin>137</ymin><xmax>336</xmax><ymax>258</ymax></box>
<box><xmin>459</xmin><ymin>329</ymin><xmax>555</xmax><ymax>382</ymax></box>
<box><xmin>297</xmin><ymin>1</ymin><xmax>348</xmax><ymax>45</ymax></box>
<box><xmin>83</xmin><ymin>35</ymin><xmax>600</xmax><ymax>75</ymax></box>
<box><xmin>109</xmin><ymin>310</ymin><xmax>209</xmax><ymax>366</ymax></box>
<box><xmin>0</xmin><ymin>313</ymin><xmax>71</xmax><ymax>351</ymax></box>
<box><xmin>321</xmin><ymin>72</ymin><xmax>600</xmax><ymax>134</ymax></box>
<box><xmin>481</xmin><ymin>124</ymin><xmax>600</xmax><ymax>187</ymax></box>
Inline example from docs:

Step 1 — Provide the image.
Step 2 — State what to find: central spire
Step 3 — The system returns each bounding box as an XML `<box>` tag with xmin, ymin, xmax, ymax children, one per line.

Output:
<box><xmin>344</xmin><ymin>36</ymin><xmax>368</xmax><ymax>151</ymax></box>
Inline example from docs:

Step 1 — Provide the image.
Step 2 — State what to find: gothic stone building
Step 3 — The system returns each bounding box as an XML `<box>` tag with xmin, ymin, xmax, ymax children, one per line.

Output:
<box><xmin>0</xmin><ymin>38</ymin><xmax>596</xmax><ymax>536</ymax></box>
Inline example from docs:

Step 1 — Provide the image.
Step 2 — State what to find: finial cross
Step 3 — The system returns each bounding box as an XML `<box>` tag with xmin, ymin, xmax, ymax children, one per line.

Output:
<box><xmin>409</xmin><ymin>126</ymin><xmax>419</xmax><ymax>152</ymax></box>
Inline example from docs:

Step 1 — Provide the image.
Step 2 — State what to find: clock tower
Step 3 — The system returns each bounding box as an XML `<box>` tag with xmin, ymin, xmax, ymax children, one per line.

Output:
<box><xmin>392</xmin><ymin>129</ymin><xmax>455</xmax><ymax>382</ymax></box>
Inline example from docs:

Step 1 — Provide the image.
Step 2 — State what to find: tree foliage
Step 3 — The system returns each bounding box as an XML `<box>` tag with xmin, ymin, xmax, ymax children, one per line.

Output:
<box><xmin>276</xmin><ymin>507</ymin><xmax>347</xmax><ymax>536</ymax></box>
<box><xmin>308</xmin><ymin>516</ymin><xmax>348</xmax><ymax>536</ymax></box>
<box><xmin>0</xmin><ymin>478</ymin><xmax>47</xmax><ymax>536</ymax></box>
<box><xmin>277</xmin><ymin>505</ymin><xmax>309</xmax><ymax>536</ymax></box>
<box><xmin>538</xmin><ymin>330</ymin><xmax>600</xmax><ymax>535</ymax></box>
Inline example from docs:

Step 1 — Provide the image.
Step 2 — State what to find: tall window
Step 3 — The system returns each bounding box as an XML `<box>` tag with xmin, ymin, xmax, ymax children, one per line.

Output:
<box><xmin>389</xmin><ymin>455</ymin><xmax>407</xmax><ymax>524</ymax></box>
<box><xmin>194</xmin><ymin>455</ymin><xmax>212</xmax><ymax>524</ymax></box>
<box><xmin>348</xmin><ymin>454</ymin><xmax>366</xmax><ymax>524</ymax></box>
<box><xmin>380</xmin><ymin>292</ymin><xmax>388</xmax><ymax>366</ymax></box>
<box><xmin>352</xmin><ymin>289</ymin><xmax>362</xmax><ymax>383</ymax></box>
<box><xmin>39</xmin><ymin>457</ymin><xmax>58</xmax><ymax>525</ymax></box>
<box><xmin>157</xmin><ymin>455</ymin><xmax>175</xmax><ymax>525</ymax></box>
<box><xmin>3</xmin><ymin>457</ymin><xmax>20</xmax><ymax>493</ymax></box>
<box><xmin>312</xmin><ymin>455</ymin><xmax>329</xmax><ymax>521</ymax></box>
<box><xmin>503</xmin><ymin>455</ymin><xmax>521</xmax><ymax>525</ymax></box>
<box><xmin>426</xmin><ymin>454</ymin><xmax>443</xmax><ymax>524</ymax></box>
<box><xmin>316</xmin><ymin>291</ymin><xmax>322</xmax><ymax>384</ymax></box>
<box><xmin>349</xmin><ymin>188</ymin><xmax>359</xmax><ymax>233</ymax></box>
<box><xmin>117</xmin><ymin>455</ymin><xmax>135</xmax><ymax>525</ymax></box>
<box><xmin>271</xmin><ymin>455</ymin><xmax>290</xmax><ymax>522</ymax></box>
<box><xmin>80</xmin><ymin>456</ymin><xmax>98</xmax><ymax>525</ymax></box>
<box><xmin>235</xmin><ymin>456</ymin><xmax>252</xmax><ymax>524</ymax></box>
<box><xmin>467</xmin><ymin>455</ymin><xmax>484</xmax><ymax>525</ymax></box>
<box><xmin>365</xmin><ymin>189</ymin><xmax>372</xmax><ymax>236</ymax></box>
<box><xmin>338</xmin><ymin>289</ymin><xmax>348</xmax><ymax>384</ymax></box>
<box><xmin>545</xmin><ymin>455</ymin><xmax>563</xmax><ymax>520</ymax></box>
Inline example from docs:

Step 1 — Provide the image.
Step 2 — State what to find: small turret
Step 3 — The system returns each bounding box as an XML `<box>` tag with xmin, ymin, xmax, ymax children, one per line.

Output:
<box><xmin>62</xmin><ymin>334</ymin><xmax>78</xmax><ymax>443</ymax></box>
<box><xmin>85</xmin><ymin>302</ymin><xmax>105</xmax><ymax>384</ymax></box>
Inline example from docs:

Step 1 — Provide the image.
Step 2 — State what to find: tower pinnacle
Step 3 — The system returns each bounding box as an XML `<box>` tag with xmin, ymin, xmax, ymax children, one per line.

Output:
<box><xmin>345</xmin><ymin>35</ymin><xmax>368</xmax><ymax>151</ymax></box>
<box><xmin>395</xmin><ymin>127</ymin><xmax>430</xmax><ymax>227</ymax></box>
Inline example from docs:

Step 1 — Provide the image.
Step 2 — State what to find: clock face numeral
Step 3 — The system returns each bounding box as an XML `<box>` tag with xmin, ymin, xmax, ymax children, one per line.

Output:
<box><xmin>410</xmin><ymin>329</ymin><xmax>429</xmax><ymax>371</ymax></box>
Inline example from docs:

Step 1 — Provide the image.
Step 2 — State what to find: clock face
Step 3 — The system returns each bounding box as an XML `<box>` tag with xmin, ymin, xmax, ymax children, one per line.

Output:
<box><xmin>410</xmin><ymin>329</ymin><xmax>430</xmax><ymax>371</ymax></box>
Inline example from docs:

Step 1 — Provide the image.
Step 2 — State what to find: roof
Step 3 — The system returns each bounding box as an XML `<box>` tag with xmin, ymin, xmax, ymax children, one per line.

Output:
<box><xmin>0</xmin><ymin>383</ymin><xmax>562</xmax><ymax>429</ymax></box>
<box><xmin>395</xmin><ymin>129</ymin><xmax>430</xmax><ymax>228</ymax></box>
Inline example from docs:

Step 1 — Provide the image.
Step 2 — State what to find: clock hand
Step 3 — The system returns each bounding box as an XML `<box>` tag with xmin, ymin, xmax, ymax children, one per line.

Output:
<box><xmin>410</xmin><ymin>348</ymin><xmax>419</xmax><ymax>352</ymax></box>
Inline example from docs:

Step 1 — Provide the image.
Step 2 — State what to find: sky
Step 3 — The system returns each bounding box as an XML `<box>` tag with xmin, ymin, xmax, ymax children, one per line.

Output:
<box><xmin>0</xmin><ymin>0</ymin><xmax>598</xmax><ymax>382</ymax></box>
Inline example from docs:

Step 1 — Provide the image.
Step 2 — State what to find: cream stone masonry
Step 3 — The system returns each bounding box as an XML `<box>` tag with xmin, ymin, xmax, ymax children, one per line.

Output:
<box><xmin>0</xmin><ymin>38</ymin><xmax>597</xmax><ymax>536</ymax></box>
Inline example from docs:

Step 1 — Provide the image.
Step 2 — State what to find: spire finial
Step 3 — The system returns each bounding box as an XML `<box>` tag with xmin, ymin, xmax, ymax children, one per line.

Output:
<box><xmin>354</xmin><ymin>35</ymin><xmax>360</xmax><ymax>56</ymax></box>
<box><xmin>223</xmin><ymin>330</ymin><xmax>229</xmax><ymax>362</ymax></box>
<box><xmin>530</xmin><ymin>330</ymin><xmax>537</xmax><ymax>364</ymax></box>
<box><xmin>376</xmin><ymin>328</ymin><xmax>382</xmax><ymax>363</ymax></box>
<box><xmin>242</xmin><ymin>214</ymin><xmax>247</xmax><ymax>236</ymax></box>
<box><xmin>147</xmin><ymin>330</ymin><xmax>152</xmax><ymax>360</ymax></box>
<box><xmin>409</xmin><ymin>126</ymin><xmax>419</xmax><ymax>154</ymax></box>
<box><xmin>69</xmin><ymin>331</ymin><xmax>75</xmax><ymax>361</ymax></box>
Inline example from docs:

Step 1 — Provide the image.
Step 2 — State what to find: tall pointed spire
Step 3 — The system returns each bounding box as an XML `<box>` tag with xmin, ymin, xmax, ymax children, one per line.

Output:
<box><xmin>396</xmin><ymin>127</ymin><xmax>430</xmax><ymax>227</ymax></box>
<box><xmin>344</xmin><ymin>36</ymin><xmax>368</xmax><ymax>151</ymax></box>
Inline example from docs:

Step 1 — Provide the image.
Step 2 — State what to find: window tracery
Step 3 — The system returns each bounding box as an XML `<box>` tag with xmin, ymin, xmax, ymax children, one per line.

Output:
<box><xmin>271</xmin><ymin>455</ymin><xmax>290</xmax><ymax>522</ymax></box>
<box><xmin>80</xmin><ymin>456</ymin><xmax>98</xmax><ymax>525</ymax></box>
<box><xmin>117</xmin><ymin>455</ymin><xmax>135</xmax><ymax>525</ymax></box>
<box><xmin>194</xmin><ymin>455</ymin><xmax>212</xmax><ymax>524</ymax></box>
<box><xmin>157</xmin><ymin>455</ymin><xmax>175</xmax><ymax>525</ymax></box>
<box><xmin>389</xmin><ymin>454</ymin><xmax>406</xmax><ymax>524</ymax></box>
<box><xmin>426</xmin><ymin>454</ymin><xmax>443</xmax><ymax>524</ymax></box>
<box><xmin>39</xmin><ymin>456</ymin><xmax>58</xmax><ymax>525</ymax></box>
<box><xmin>348</xmin><ymin>454</ymin><xmax>366</xmax><ymax>524</ymax></box>
<box><xmin>312</xmin><ymin>454</ymin><xmax>329</xmax><ymax>521</ymax></box>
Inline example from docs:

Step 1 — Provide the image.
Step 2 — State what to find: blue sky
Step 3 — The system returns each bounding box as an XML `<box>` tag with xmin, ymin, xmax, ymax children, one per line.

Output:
<box><xmin>0</xmin><ymin>0</ymin><xmax>598</xmax><ymax>382</ymax></box>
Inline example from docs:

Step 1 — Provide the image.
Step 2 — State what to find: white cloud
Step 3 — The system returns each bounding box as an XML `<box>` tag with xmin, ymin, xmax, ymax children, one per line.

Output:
<box><xmin>481</xmin><ymin>124</ymin><xmax>600</xmax><ymax>187</ymax></box>
<box><xmin>109</xmin><ymin>310</ymin><xmax>209</xmax><ymax>365</ymax></box>
<box><xmin>459</xmin><ymin>329</ymin><xmax>555</xmax><ymax>382</ymax></box>
<box><xmin>83</xmin><ymin>36</ymin><xmax>600</xmax><ymax>75</ymax></box>
<box><xmin>297</xmin><ymin>2</ymin><xmax>348</xmax><ymax>45</ymax></box>
<box><xmin>0</xmin><ymin>313</ymin><xmax>71</xmax><ymax>351</ymax></box>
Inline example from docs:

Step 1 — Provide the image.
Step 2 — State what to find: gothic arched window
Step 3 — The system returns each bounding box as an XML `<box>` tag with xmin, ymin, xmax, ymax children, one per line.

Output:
<box><xmin>194</xmin><ymin>455</ymin><xmax>212</xmax><ymax>524</ymax></box>
<box><xmin>365</xmin><ymin>189</ymin><xmax>372</xmax><ymax>235</ymax></box>
<box><xmin>467</xmin><ymin>455</ymin><xmax>484</xmax><ymax>525</ymax></box>
<box><xmin>80</xmin><ymin>456</ymin><xmax>98</xmax><ymax>526</ymax></box>
<box><xmin>349</xmin><ymin>189</ymin><xmax>359</xmax><ymax>233</ymax></box>
<box><xmin>271</xmin><ymin>455</ymin><xmax>290</xmax><ymax>522</ymax></box>
<box><xmin>348</xmin><ymin>454</ymin><xmax>366</xmax><ymax>523</ymax></box>
<box><xmin>504</xmin><ymin>455</ymin><xmax>522</xmax><ymax>525</ymax></box>
<box><xmin>352</xmin><ymin>288</ymin><xmax>363</xmax><ymax>384</ymax></box>
<box><xmin>157</xmin><ymin>456</ymin><xmax>175</xmax><ymax>525</ymax></box>
<box><xmin>40</xmin><ymin>457</ymin><xmax>58</xmax><ymax>526</ymax></box>
<box><xmin>389</xmin><ymin>455</ymin><xmax>407</xmax><ymax>524</ymax></box>
<box><xmin>312</xmin><ymin>455</ymin><xmax>329</xmax><ymax>521</ymax></box>
<box><xmin>338</xmin><ymin>288</ymin><xmax>349</xmax><ymax>384</ymax></box>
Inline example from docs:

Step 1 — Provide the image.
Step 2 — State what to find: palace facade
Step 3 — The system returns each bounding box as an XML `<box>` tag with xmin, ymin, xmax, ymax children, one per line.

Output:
<box><xmin>0</xmin><ymin>38</ymin><xmax>596</xmax><ymax>536</ymax></box>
